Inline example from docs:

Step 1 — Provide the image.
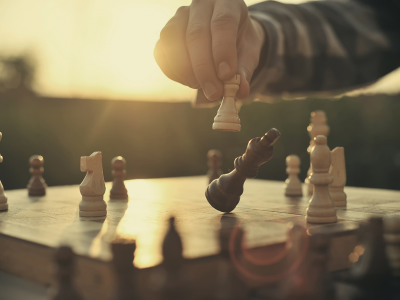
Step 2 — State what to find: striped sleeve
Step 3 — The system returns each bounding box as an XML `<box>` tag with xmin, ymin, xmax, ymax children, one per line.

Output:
<box><xmin>247</xmin><ymin>0</ymin><xmax>400</xmax><ymax>101</ymax></box>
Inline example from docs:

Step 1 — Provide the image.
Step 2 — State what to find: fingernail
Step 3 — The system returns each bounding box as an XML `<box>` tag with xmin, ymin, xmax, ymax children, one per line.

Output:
<box><xmin>204</xmin><ymin>82</ymin><xmax>218</xmax><ymax>100</ymax></box>
<box><xmin>218</xmin><ymin>62</ymin><xmax>231</xmax><ymax>78</ymax></box>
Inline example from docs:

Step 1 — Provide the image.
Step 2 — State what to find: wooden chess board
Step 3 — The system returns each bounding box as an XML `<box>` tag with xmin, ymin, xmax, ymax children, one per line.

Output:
<box><xmin>1</xmin><ymin>176</ymin><xmax>400</xmax><ymax>300</ymax></box>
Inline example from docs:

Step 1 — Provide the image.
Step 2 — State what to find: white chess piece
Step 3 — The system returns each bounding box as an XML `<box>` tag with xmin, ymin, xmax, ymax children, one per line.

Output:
<box><xmin>306</xmin><ymin>135</ymin><xmax>337</xmax><ymax>224</ymax></box>
<box><xmin>212</xmin><ymin>75</ymin><xmax>241</xmax><ymax>132</ymax></box>
<box><xmin>384</xmin><ymin>215</ymin><xmax>400</xmax><ymax>276</ymax></box>
<box><xmin>0</xmin><ymin>133</ymin><xmax>8</xmax><ymax>211</ymax></box>
<box><xmin>329</xmin><ymin>147</ymin><xmax>347</xmax><ymax>206</ymax></box>
<box><xmin>284</xmin><ymin>155</ymin><xmax>303</xmax><ymax>197</ymax></box>
<box><xmin>79</xmin><ymin>151</ymin><xmax>107</xmax><ymax>217</ymax></box>
<box><xmin>305</xmin><ymin>111</ymin><xmax>330</xmax><ymax>196</ymax></box>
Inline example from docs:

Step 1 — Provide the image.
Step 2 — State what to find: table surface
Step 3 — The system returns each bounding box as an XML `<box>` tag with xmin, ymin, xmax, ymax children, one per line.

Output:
<box><xmin>1</xmin><ymin>176</ymin><xmax>400</xmax><ymax>269</ymax></box>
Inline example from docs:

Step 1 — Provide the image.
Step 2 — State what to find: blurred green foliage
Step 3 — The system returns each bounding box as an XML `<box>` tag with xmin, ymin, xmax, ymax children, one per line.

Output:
<box><xmin>0</xmin><ymin>92</ymin><xmax>400</xmax><ymax>190</ymax></box>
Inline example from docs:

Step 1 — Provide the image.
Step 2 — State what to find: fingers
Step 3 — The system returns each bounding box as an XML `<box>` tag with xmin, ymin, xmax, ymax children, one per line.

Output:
<box><xmin>186</xmin><ymin>0</ymin><xmax>223</xmax><ymax>101</ymax></box>
<box><xmin>159</xmin><ymin>6</ymin><xmax>199</xmax><ymax>89</ymax></box>
<box><xmin>211</xmin><ymin>0</ymin><xmax>245</xmax><ymax>81</ymax></box>
<box><xmin>153</xmin><ymin>40</ymin><xmax>185</xmax><ymax>85</ymax></box>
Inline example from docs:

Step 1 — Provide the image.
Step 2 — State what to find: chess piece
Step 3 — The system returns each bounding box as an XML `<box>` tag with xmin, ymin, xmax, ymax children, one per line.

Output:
<box><xmin>27</xmin><ymin>155</ymin><xmax>47</xmax><ymax>196</ymax></box>
<box><xmin>278</xmin><ymin>234</ymin><xmax>335</xmax><ymax>300</ymax></box>
<box><xmin>79</xmin><ymin>151</ymin><xmax>107</xmax><ymax>217</ymax></box>
<box><xmin>111</xmin><ymin>238</ymin><xmax>139</xmax><ymax>300</ymax></box>
<box><xmin>48</xmin><ymin>246</ymin><xmax>83</xmax><ymax>300</ymax></box>
<box><xmin>207</xmin><ymin>149</ymin><xmax>222</xmax><ymax>184</ymax></box>
<box><xmin>284</xmin><ymin>155</ymin><xmax>303</xmax><ymax>197</ymax></box>
<box><xmin>305</xmin><ymin>111</ymin><xmax>330</xmax><ymax>196</ymax></box>
<box><xmin>0</xmin><ymin>133</ymin><xmax>7</xmax><ymax>211</ymax></box>
<box><xmin>384</xmin><ymin>215</ymin><xmax>400</xmax><ymax>276</ymax></box>
<box><xmin>206</xmin><ymin>128</ymin><xmax>280</xmax><ymax>213</ymax></box>
<box><xmin>306</xmin><ymin>135</ymin><xmax>337</xmax><ymax>224</ymax></box>
<box><xmin>329</xmin><ymin>147</ymin><xmax>347</xmax><ymax>206</ymax></box>
<box><xmin>212</xmin><ymin>75</ymin><xmax>241</xmax><ymax>132</ymax></box>
<box><xmin>161</xmin><ymin>217</ymin><xmax>185</xmax><ymax>300</ymax></box>
<box><xmin>110</xmin><ymin>156</ymin><xmax>128</xmax><ymax>200</ymax></box>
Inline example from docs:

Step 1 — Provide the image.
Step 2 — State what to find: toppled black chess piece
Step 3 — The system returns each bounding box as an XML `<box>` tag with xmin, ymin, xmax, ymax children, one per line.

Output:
<box><xmin>206</xmin><ymin>128</ymin><xmax>280</xmax><ymax>212</ymax></box>
<box><xmin>49</xmin><ymin>246</ymin><xmax>83</xmax><ymax>300</ymax></box>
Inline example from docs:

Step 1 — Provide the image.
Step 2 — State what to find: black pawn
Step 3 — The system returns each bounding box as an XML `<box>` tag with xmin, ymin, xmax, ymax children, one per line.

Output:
<box><xmin>27</xmin><ymin>155</ymin><xmax>47</xmax><ymax>196</ymax></box>
<box><xmin>49</xmin><ymin>246</ymin><xmax>83</xmax><ymax>300</ymax></box>
<box><xmin>110</xmin><ymin>156</ymin><xmax>128</xmax><ymax>200</ymax></box>
<box><xmin>111</xmin><ymin>239</ymin><xmax>139</xmax><ymax>300</ymax></box>
<box><xmin>161</xmin><ymin>217</ymin><xmax>185</xmax><ymax>300</ymax></box>
<box><xmin>207</xmin><ymin>150</ymin><xmax>222</xmax><ymax>184</ymax></box>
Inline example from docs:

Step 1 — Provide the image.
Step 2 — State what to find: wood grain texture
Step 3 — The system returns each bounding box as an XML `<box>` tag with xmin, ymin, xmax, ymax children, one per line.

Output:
<box><xmin>1</xmin><ymin>176</ymin><xmax>400</xmax><ymax>299</ymax></box>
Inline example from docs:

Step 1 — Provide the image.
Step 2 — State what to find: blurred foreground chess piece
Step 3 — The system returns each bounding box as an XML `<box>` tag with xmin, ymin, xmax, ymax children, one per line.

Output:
<box><xmin>212</xmin><ymin>75</ymin><xmax>241</xmax><ymax>132</ymax></box>
<box><xmin>161</xmin><ymin>217</ymin><xmax>186</xmax><ymax>300</ymax></box>
<box><xmin>305</xmin><ymin>111</ymin><xmax>329</xmax><ymax>196</ymax></box>
<box><xmin>111</xmin><ymin>239</ymin><xmax>139</xmax><ymax>300</ymax></box>
<box><xmin>329</xmin><ymin>147</ymin><xmax>347</xmax><ymax>206</ymax></box>
<box><xmin>79</xmin><ymin>151</ymin><xmax>107</xmax><ymax>217</ymax></box>
<box><xmin>207</xmin><ymin>149</ymin><xmax>222</xmax><ymax>184</ymax></box>
<box><xmin>384</xmin><ymin>215</ymin><xmax>400</xmax><ymax>277</ymax></box>
<box><xmin>278</xmin><ymin>234</ymin><xmax>335</xmax><ymax>300</ymax></box>
<box><xmin>27</xmin><ymin>155</ymin><xmax>47</xmax><ymax>196</ymax></box>
<box><xmin>48</xmin><ymin>246</ymin><xmax>83</xmax><ymax>300</ymax></box>
<box><xmin>110</xmin><ymin>156</ymin><xmax>128</xmax><ymax>200</ymax></box>
<box><xmin>206</xmin><ymin>128</ymin><xmax>280</xmax><ymax>213</ymax></box>
<box><xmin>306</xmin><ymin>136</ymin><xmax>337</xmax><ymax>224</ymax></box>
<box><xmin>284</xmin><ymin>155</ymin><xmax>303</xmax><ymax>197</ymax></box>
<box><xmin>0</xmin><ymin>133</ymin><xmax>7</xmax><ymax>211</ymax></box>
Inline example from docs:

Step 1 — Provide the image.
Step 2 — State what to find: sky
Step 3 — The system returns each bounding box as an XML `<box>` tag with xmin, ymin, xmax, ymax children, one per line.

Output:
<box><xmin>0</xmin><ymin>0</ymin><xmax>399</xmax><ymax>101</ymax></box>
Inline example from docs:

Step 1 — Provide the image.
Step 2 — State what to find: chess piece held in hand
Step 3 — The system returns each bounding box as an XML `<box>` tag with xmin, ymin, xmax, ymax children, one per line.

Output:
<box><xmin>79</xmin><ymin>151</ymin><xmax>107</xmax><ymax>217</ymax></box>
<box><xmin>212</xmin><ymin>75</ymin><xmax>241</xmax><ymax>132</ymax></box>
<box><xmin>48</xmin><ymin>246</ymin><xmax>84</xmax><ymax>300</ymax></box>
<box><xmin>0</xmin><ymin>133</ymin><xmax>7</xmax><ymax>211</ymax></box>
<box><xmin>110</xmin><ymin>156</ymin><xmax>128</xmax><ymax>200</ymax></box>
<box><xmin>329</xmin><ymin>147</ymin><xmax>347</xmax><ymax>206</ymax></box>
<box><xmin>207</xmin><ymin>149</ymin><xmax>222</xmax><ymax>184</ymax></box>
<box><xmin>306</xmin><ymin>135</ymin><xmax>337</xmax><ymax>223</ymax></box>
<box><xmin>27</xmin><ymin>155</ymin><xmax>47</xmax><ymax>196</ymax></box>
<box><xmin>284</xmin><ymin>155</ymin><xmax>303</xmax><ymax>197</ymax></box>
<box><xmin>206</xmin><ymin>128</ymin><xmax>281</xmax><ymax>213</ymax></box>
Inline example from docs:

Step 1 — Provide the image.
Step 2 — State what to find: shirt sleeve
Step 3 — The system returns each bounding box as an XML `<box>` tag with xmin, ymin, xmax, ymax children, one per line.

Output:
<box><xmin>246</xmin><ymin>0</ymin><xmax>400</xmax><ymax>102</ymax></box>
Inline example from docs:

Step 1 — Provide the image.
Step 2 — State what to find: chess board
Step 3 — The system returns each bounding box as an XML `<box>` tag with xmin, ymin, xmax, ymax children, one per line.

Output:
<box><xmin>1</xmin><ymin>176</ymin><xmax>400</xmax><ymax>300</ymax></box>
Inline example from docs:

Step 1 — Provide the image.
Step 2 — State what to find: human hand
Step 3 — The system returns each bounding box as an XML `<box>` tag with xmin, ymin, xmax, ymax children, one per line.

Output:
<box><xmin>154</xmin><ymin>0</ymin><xmax>265</xmax><ymax>101</ymax></box>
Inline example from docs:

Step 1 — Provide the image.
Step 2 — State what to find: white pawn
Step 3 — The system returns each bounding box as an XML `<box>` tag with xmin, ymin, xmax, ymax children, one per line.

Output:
<box><xmin>79</xmin><ymin>151</ymin><xmax>107</xmax><ymax>217</ymax></box>
<box><xmin>306</xmin><ymin>135</ymin><xmax>337</xmax><ymax>224</ymax></box>
<box><xmin>305</xmin><ymin>111</ymin><xmax>330</xmax><ymax>196</ymax></box>
<box><xmin>329</xmin><ymin>147</ymin><xmax>347</xmax><ymax>206</ymax></box>
<box><xmin>212</xmin><ymin>75</ymin><xmax>241</xmax><ymax>132</ymax></box>
<box><xmin>384</xmin><ymin>215</ymin><xmax>400</xmax><ymax>276</ymax></box>
<box><xmin>284</xmin><ymin>155</ymin><xmax>303</xmax><ymax>197</ymax></box>
<box><xmin>0</xmin><ymin>133</ymin><xmax>8</xmax><ymax>211</ymax></box>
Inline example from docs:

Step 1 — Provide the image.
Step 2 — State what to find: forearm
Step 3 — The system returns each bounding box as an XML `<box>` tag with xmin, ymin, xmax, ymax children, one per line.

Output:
<box><xmin>248</xmin><ymin>0</ymin><xmax>400</xmax><ymax>100</ymax></box>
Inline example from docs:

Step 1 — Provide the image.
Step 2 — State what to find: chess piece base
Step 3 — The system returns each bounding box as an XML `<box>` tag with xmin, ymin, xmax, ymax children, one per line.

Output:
<box><xmin>29</xmin><ymin>189</ymin><xmax>46</xmax><ymax>196</ymax></box>
<box><xmin>285</xmin><ymin>189</ymin><xmax>303</xmax><ymax>197</ymax></box>
<box><xmin>306</xmin><ymin>215</ymin><xmax>337</xmax><ymax>224</ymax></box>
<box><xmin>212</xmin><ymin>122</ymin><xmax>241</xmax><ymax>132</ymax></box>
<box><xmin>0</xmin><ymin>203</ymin><xmax>8</xmax><ymax>211</ymax></box>
<box><xmin>79</xmin><ymin>210</ymin><xmax>107</xmax><ymax>217</ymax></box>
<box><xmin>205</xmin><ymin>180</ymin><xmax>240</xmax><ymax>213</ymax></box>
<box><xmin>329</xmin><ymin>187</ymin><xmax>347</xmax><ymax>207</ymax></box>
<box><xmin>110</xmin><ymin>193</ymin><xmax>128</xmax><ymax>200</ymax></box>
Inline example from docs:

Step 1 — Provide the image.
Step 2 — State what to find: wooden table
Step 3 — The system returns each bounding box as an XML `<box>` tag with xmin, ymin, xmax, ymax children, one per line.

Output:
<box><xmin>1</xmin><ymin>176</ymin><xmax>399</xmax><ymax>300</ymax></box>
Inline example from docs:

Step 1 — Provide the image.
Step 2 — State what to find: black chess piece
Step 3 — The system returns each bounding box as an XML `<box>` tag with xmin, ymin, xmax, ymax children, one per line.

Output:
<box><xmin>110</xmin><ymin>156</ymin><xmax>128</xmax><ymax>200</ymax></box>
<box><xmin>278</xmin><ymin>233</ymin><xmax>335</xmax><ymax>300</ymax></box>
<box><xmin>111</xmin><ymin>238</ymin><xmax>140</xmax><ymax>300</ymax></box>
<box><xmin>161</xmin><ymin>217</ymin><xmax>185</xmax><ymax>300</ymax></box>
<box><xmin>207</xmin><ymin>150</ymin><xmax>222</xmax><ymax>184</ymax></box>
<box><xmin>49</xmin><ymin>246</ymin><xmax>83</xmax><ymax>300</ymax></box>
<box><xmin>27</xmin><ymin>155</ymin><xmax>47</xmax><ymax>196</ymax></box>
<box><xmin>206</xmin><ymin>128</ymin><xmax>280</xmax><ymax>212</ymax></box>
